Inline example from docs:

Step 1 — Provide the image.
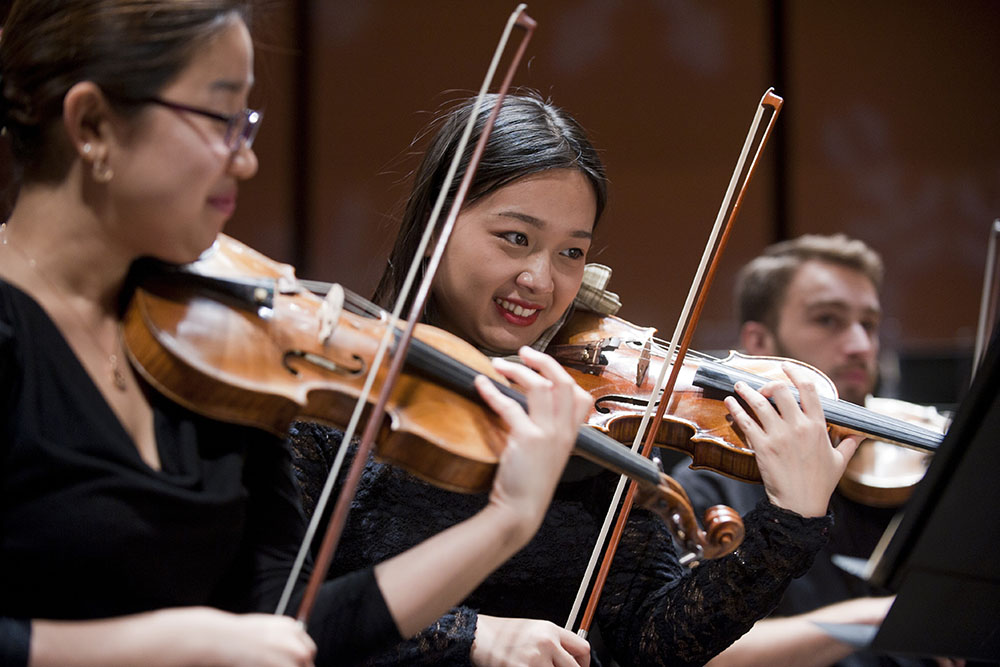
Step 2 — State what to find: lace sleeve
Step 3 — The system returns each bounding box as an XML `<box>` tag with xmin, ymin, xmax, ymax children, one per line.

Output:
<box><xmin>286</xmin><ymin>422</ymin><xmax>479</xmax><ymax>665</ymax></box>
<box><xmin>287</xmin><ymin>421</ymin><xmax>338</xmax><ymax>519</ymax></box>
<box><xmin>355</xmin><ymin>607</ymin><xmax>478</xmax><ymax>666</ymax></box>
<box><xmin>598</xmin><ymin>500</ymin><xmax>831</xmax><ymax>667</ymax></box>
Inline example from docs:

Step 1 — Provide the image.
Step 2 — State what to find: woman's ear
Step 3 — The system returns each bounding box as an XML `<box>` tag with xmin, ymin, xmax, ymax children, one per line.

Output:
<box><xmin>63</xmin><ymin>82</ymin><xmax>117</xmax><ymax>182</ymax></box>
<box><xmin>62</xmin><ymin>81</ymin><xmax>112</xmax><ymax>161</ymax></box>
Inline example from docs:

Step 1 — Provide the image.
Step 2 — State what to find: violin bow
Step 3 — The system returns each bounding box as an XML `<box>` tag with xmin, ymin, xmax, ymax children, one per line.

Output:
<box><xmin>565</xmin><ymin>89</ymin><xmax>784</xmax><ymax>636</ymax></box>
<box><xmin>972</xmin><ymin>218</ymin><xmax>1000</xmax><ymax>378</ymax></box>
<box><xmin>278</xmin><ymin>5</ymin><xmax>537</xmax><ymax>623</ymax></box>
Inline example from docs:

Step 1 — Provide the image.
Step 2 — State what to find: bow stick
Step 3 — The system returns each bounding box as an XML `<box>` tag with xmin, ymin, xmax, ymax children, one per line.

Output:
<box><xmin>565</xmin><ymin>89</ymin><xmax>785</xmax><ymax>636</ymax></box>
<box><xmin>280</xmin><ymin>5</ymin><xmax>537</xmax><ymax>623</ymax></box>
<box><xmin>972</xmin><ymin>218</ymin><xmax>1000</xmax><ymax>377</ymax></box>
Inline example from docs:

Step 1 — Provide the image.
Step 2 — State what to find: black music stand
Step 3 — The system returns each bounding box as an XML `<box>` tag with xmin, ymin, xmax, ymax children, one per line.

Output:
<box><xmin>857</xmin><ymin>325</ymin><xmax>1000</xmax><ymax>661</ymax></box>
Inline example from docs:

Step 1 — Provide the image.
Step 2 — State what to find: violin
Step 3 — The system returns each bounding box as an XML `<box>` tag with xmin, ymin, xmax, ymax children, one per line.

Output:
<box><xmin>122</xmin><ymin>234</ymin><xmax>744</xmax><ymax>563</ymax></box>
<box><xmin>837</xmin><ymin>397</ymin><xmax>946</xmax><ymax>507</ymax></box>
<box><xmin>545</xmin><ymin>309</ymin><xmax>945</xmax><ymax>486</ymax></box>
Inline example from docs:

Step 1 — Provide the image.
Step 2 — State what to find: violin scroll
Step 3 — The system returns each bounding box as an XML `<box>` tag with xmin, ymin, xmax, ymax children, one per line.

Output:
<box><xmin>635</xmin><ymin>471</ymin><xmax>744</xmax><ymax>564</ymax></box>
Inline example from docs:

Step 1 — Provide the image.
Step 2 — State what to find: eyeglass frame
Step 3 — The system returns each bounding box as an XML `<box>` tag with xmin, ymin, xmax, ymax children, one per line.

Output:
<box><xmin>139</xmin><ymin>96</ymin><xmax>263</xmax><ymax>154</ymax></box>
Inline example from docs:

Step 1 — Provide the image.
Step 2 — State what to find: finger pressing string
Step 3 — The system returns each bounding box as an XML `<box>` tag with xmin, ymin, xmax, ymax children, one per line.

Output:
<box><xmin>492</xmin><ymin>356</ymin><xmax>554</xmax><ymax>391</ymax></box>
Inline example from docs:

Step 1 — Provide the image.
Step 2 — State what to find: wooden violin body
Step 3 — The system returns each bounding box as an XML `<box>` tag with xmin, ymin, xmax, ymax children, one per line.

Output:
<box><xmin>838</xmin><ymin>397</ymin><xmax>946</xmax><ymax>507</ymax></box>
<box><xmin>124</xmin><ymin>235</ymin><xmax>515</xmax><ymax>494</ymax></box>
<box><xmin>122</xmin><ymin>235</ymin><xmax>744</xmax><ymax>562</ymax></box>
<box><xmin>547</xmin><ymin>310</ymin><xmax>945</xmax><ymax>488</ymax></box>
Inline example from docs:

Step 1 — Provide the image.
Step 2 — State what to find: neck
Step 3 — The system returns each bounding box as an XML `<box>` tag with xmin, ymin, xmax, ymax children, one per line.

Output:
<box><xmin>2</xmin><ymin>185</ymin><xmax>132</xmax><ymax>311</ymax></box>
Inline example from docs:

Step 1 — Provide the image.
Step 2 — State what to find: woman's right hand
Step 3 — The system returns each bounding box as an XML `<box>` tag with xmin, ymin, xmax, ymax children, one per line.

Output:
<box><xmin>474</xmin><ymin>346</ymin><xmax>592</xmax><ymax>541</ymax></box>
<box><xmin>29</xmin><ymin>607</ymin><xmax>316</xmax><ymax>667</ymax></box>
<box><xmin>472</xmin><ymin>615</ymin><xmax>591</xmax><ymax>667</ymax></box>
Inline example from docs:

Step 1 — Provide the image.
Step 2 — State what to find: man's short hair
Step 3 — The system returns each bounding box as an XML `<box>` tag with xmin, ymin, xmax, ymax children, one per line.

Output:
<box><xmin>736</xmin><ymin>234</ymin><xmax>884</xmax><ymax>329</ymax></box>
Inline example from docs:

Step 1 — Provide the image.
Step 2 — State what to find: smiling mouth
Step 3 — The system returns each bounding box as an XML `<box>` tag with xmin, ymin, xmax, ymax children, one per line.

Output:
<box><xmin>494</xmin><ymin>297</ymin><xmax>540</xmax><ymax>318</ymax></box>
<box><xmin>208</xmin><ymin>192</ymin><xmax>237</xmax><ymax>214</ymax></box>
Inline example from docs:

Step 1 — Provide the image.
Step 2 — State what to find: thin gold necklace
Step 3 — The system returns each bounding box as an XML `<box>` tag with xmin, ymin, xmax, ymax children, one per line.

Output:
<box><xmin>0</xmin><ymin>222</ymin><xmax>128</xmax><ymax>391</ymax></box>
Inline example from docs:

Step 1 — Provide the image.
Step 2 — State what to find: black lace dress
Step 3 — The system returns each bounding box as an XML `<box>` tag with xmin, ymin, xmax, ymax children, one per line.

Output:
<box><xmin>289</xmin><ymin>422</ymin><xmax>832</xmax><ymax>666</ymax></box>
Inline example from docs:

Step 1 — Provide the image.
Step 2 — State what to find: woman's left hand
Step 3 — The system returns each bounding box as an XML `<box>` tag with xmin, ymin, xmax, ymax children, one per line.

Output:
<box><xmin>724</xmin><ymin>362</ymin><xmax>860</xmax><ymax>517</ymax></box>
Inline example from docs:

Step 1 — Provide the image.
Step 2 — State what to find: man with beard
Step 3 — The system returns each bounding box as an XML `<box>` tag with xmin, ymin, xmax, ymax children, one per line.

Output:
<box><xmin>734</xmin><ymin>234</ymin><xmax>881</xmax><ymax>406</ymax></box>
<box><xmin>671</xmin><ymin>234</ymin><xmax>951</xmax><ymax>667</ymax></box>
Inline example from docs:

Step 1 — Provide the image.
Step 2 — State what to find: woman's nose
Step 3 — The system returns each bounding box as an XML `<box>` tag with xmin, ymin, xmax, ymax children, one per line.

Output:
<box><xmin>228</xmin><ymin>142</ymin><xmax>259</xmax><ymax>180</ymax></box>
<box><xmin>515</xmin><ymin>260</ymin><xmax>554</xmax><ymax>293</ymax></box>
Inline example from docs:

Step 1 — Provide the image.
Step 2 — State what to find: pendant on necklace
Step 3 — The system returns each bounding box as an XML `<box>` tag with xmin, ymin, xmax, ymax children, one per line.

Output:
<box><xmin>109</xmin><ymin>354</ymin><xmax>127</xmax><ymax>391</ymax></box>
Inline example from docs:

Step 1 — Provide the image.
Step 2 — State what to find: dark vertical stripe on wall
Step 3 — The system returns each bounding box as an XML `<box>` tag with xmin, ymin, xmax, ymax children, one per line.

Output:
<box><xmin>769</xmin><ymin>0</ymin><xmax>789</xmax><ymax>243</ymax></box>
<box><xmin>291</xmin><ymin>0</ymin><xmax>311</xmax><ymax>271</ymax></box>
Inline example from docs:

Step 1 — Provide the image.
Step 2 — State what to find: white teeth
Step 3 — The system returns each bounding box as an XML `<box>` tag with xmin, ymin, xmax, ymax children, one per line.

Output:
<box><xmin>495</xmin><ymin>298</ymin><xmax>538</xmax><ymax>318</ymax></box>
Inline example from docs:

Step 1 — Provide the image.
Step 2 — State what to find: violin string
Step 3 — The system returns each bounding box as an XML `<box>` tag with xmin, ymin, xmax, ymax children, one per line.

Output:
<box><xmin>692</xmin><ymin>358</ymin><xmax>941</xmax><ymax>449</ymax></box>
<box><xmin>341</xmin><ymin>288</ymin><xmax>388</xmax><ymax>318</ymax></box>
<box><xmin>302</xmin><ymin>283</ymin><xmax>941</xmax><ymax>450</ymax></box>
<box><xmin>296</xmin><ymin>278</ymin><xmax>385</xmax><ymax>319</ymax></box>
<box><xmin>637</xmin><ymin>334</ymin><xmax>940</xmax><ymax>447</ymax></box>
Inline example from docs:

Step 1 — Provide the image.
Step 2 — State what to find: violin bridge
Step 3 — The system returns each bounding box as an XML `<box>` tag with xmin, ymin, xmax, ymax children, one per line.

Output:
<box><xmin>317</xmin><ymin>283</ymin><xmax>345</xmax><ymax>345</ymax></box>
<box><xmin>636</xmin><ymin>337</ymin><xmax>651</xmax><ymax>387</ymax></box>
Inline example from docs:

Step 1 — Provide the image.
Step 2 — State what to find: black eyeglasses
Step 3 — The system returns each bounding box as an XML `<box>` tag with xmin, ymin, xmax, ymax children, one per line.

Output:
<box><xmin>142</xmin><ymin>97</ymin><xmax>263</xmax><ymax>154</ymax></box>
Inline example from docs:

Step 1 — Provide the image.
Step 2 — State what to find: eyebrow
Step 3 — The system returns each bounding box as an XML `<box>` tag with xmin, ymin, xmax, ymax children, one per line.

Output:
<box><xmin>496</xmin><ymin>211</ymin><xmax>593</xmax><ymax>240</ymax></box>
<box><xmin>211</xmin><ymin>78</ymin><xmax>254</xmax><ymax>95</ymax></box>
<box><xmin>803</xmin><ymin>300</ymin><xmax>882</xmax><ymax>316</ymax></box>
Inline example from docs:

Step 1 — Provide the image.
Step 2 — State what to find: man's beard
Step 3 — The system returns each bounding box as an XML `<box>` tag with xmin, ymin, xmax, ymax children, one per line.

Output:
<box><xmin>770</xmin><ymin>339</ymin><xmax>875</xmax><ymax>406</ymax></box>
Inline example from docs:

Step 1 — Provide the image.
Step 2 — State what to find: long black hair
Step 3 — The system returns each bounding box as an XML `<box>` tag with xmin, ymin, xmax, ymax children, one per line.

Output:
<box><xmin>372</xmin><ymin>90</ymin><xmax>608</xmax><ymax>317</ymax></box>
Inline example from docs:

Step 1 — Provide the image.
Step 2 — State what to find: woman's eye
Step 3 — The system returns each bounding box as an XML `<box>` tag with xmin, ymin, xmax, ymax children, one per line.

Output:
<box><xmin>499</xmin><ymin>232</ymin><xmax>529</xmax><ymax>246</ymax></box>
<box><xmin>561</xmin><ymin>247</ymin><xmax>585</xmax><ymax>260</ymax></box>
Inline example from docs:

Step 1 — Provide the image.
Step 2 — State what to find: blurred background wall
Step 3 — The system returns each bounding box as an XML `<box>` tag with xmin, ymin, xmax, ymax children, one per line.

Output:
<box><xmin>5</xmin><ymin>1</ymin><xmax>999</xmax><ymax>407</ymax></box>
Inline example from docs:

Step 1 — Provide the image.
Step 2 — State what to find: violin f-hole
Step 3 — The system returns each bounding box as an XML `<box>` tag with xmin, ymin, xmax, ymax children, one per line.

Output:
<box><xmin>282</xmin><ymin>349</ymin><xmax>364</xmax><ymax>377</ymax></box>
<box><xmin>593</xmin><ymin>394</ymin><xmax>659</xmax><ymax>415</ymax></box>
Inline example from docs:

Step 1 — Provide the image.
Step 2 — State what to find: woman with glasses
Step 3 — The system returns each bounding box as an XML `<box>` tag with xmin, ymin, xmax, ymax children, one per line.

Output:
<box><xmin>0</xmin><ymin>2</ymin><xmax>591</xmax><ymax>666</ymax></box>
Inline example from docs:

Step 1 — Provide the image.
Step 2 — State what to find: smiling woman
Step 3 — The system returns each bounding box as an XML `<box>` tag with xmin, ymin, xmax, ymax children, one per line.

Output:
<box><xmin>373</xmin><ymin>94</ymin><xmax>608</xmax><ymax>329</ymax></box>
<box><xmin>289</xmin><ymin>91</ymin><xmax>863</xmax><ymax>666</ymax></box>
<box><xmin>431</xmin><ymin>168</ymin><xmax>595</xmax><ymax>354</ymax></box>
<box><xmin>0</xmin><ymin>3</ymin><xmax>591</xmax><ymax>666</ymax></box>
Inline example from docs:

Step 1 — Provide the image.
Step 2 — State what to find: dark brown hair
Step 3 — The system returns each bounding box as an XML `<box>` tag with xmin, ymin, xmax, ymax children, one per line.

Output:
<box><xmin>736</xmin><ymin>233</ymin><xmax>884</xmax><ymax>329</ymax></box>
<box><xmin>0</xmin><ymin>0</ymin><xmax>253</xmax><ymax>183</ymax></box>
